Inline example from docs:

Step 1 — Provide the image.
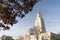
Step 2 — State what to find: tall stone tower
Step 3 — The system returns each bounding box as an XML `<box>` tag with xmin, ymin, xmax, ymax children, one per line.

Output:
<box><xmin>35</xmin><ymin>12</ymin><xmax>46</xmax><ymax>34</ymax></box>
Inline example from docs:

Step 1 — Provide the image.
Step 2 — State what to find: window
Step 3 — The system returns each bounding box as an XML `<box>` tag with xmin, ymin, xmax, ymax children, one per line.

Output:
<box><xmin>44</xmin><ymin>38</ymin><xmax>48</xmax><ymax>40</ymax></box>
<box><xmin>43</xmin><ymin>37</ymin><xmax>49</xmax><ymax>40</ymax></box>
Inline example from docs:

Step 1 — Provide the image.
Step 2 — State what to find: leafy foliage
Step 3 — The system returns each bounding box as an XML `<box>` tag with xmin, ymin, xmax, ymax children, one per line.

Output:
<box><xmin>58</xmin><ymin>33</ymin><xmax>60</xmax><ymax>40</ymax></box>
<box><xmin>1</xmin><ymin>35</ymin><xmax>14</xmax><ymax>40</ymax></box>
<box><xmin>0</xmin><ymin>0</ymin><xmax>39</xmax><ymax>30</ymax></box>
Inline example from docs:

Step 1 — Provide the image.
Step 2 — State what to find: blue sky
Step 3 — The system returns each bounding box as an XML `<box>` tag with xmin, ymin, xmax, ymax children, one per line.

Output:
<box><xmin>0</xmin><ymin>0</ymin><xmax>60</xmax><ymax>39</ymax></box>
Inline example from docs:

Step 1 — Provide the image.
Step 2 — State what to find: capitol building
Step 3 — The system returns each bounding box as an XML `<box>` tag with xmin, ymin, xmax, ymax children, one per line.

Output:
<box><xmin>16</xmin><ymin>12</ymin><xmax>58</xmax><ymax>40</ymax></box>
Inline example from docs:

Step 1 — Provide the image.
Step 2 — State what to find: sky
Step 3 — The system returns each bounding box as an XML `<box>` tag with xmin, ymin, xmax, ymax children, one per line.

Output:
<box><xmin>0</xmin><ymin>0</ymin><xmax>60</xmax><ymax>39</ymax></box>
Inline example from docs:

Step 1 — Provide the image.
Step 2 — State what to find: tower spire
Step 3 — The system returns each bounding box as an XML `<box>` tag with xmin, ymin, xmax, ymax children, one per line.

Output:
<box><xmin>35</xmin><ymin>12</ymin><xmax>46</xmax><ymax>33</ymax></box>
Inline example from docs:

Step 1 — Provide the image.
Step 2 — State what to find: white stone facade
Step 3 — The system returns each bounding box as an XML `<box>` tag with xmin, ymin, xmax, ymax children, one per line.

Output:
<box><xmin>16</xmin><ymin>12</ymin><xmax>58</xmax><ymax>40</ymax></box>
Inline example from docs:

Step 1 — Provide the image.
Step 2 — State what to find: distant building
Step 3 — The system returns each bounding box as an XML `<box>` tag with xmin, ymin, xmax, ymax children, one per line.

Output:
<box><xmin>16</xmin><ymin>12</ymin><xmax>59</xmax><ymax>40</ymax></box>
<box><xmin>1</xmin><ymin>35</ymin><xmax>14</xmax><ymax>40</ymax></box>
